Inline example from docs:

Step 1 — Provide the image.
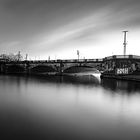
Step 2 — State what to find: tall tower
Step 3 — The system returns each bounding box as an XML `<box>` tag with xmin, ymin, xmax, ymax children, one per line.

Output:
<box><xmin>123</xmin><ymin>31</ymin><xmax>128</xmax><ymax>56</ymax></box>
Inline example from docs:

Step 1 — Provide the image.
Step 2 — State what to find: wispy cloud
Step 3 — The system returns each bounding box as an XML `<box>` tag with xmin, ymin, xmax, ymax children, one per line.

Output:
<box><xmin>0</xmin><ymin>0</ymin><xmax>140</xmax><ymax>58</ymax></box>
<box><xmin>34</xmin><ymin>2</ymin><xmax>140</xmax><ymax>52</ymax></box>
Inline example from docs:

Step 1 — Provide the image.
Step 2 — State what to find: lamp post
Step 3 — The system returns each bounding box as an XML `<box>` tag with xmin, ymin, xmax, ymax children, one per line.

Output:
<box><xmin>25</xmin><ymin>54</ymin><xmax>28</xmax><ymax>61</ymax></box>
<box><xmin>123</xmin><ymin>31</ymin><xmax>128</xmax><ymax>56</ymax></box>
<box><xmin>48</xmin><ymin>56</ymin><xmax>50</xmax><ymax>61</ymax></box>
<box><xmin>77</xmin><ymin>50</ymin><xmax>79</xmax><ymax>61</ymax></box>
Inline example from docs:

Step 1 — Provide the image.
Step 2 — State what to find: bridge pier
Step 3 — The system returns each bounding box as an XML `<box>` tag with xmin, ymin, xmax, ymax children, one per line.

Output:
<box><xmin>24</xmin><ymin>62</ymin><xmax>30</xmax><ymax>75</ymax></box>
<box><xmin>0</xmin><ymin>63</ymin><xmax>6</xmax><ymax>74</ymax></box>
<box><xmin>59</xmin><ymin>61</ymin><xmax>64</xmax><ymax>75</ymax></box>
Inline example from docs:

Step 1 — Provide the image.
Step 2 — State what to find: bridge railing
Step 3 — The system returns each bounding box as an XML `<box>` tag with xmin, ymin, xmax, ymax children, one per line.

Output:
<box><xmin>115</xmin><ymin>55</ymin><xmax>129</xmax><ymax>59</ymax></box>
<box><xmin>0</xmin><ymin>57</ymin><xmax>105</xmax><ymax>64</ymax></box>
<box><xmin>105</xmin><ymin>55</ymin><xmax>140</xmax><ymax>60</ymax></box>
<box><xmin>61</xmin><ymin>59</ymin><xmax>103</xmax><ymax>63</ymax></box>
<box><xmin>132</xmin><ymin>55</ymin><xmax>140</xmax><ymax>59</ymax></box>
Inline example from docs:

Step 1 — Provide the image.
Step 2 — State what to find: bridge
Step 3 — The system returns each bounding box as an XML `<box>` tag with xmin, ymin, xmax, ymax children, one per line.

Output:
<box><xmin>0</xmin><ymin>58</ymin><xmax>104</xmax><ymax>75</ymax></box>
<box><xmin>1</xmin><ymin>55</ymin><xmax>140</xmax><ymax>77</ymax></box>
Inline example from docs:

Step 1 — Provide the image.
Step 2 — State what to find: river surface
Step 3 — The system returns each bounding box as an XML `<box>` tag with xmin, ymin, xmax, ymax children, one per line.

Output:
<box><xmin>0</xmin><ymin>74</ymin><xmax>140</xmax><ymax>140</ymax></box>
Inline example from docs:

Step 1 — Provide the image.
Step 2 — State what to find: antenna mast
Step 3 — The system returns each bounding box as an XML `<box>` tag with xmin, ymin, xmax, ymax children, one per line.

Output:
<box><xmin>123</xmin><ymin>31</ymin><xmax>128</xmax><ymax>56</ymax></box>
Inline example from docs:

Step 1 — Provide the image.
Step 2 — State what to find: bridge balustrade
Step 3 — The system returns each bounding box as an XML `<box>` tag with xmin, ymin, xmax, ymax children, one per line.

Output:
<box><xmin>105</xmin><ymin>56</ymin><xmax>113</xmax><ymax>60</ymax></box>
<box><xmin>98</xmin><ymin>59</ymin><xmax>103</xmax><ymax>62</ymax></box>
<box><xmin>132</xmin><ymin>55</ymin><xmax>140</xmax><ymax>59</ymax></box>
<box><xmin>116</xmin><ymin>55</ymin><xmax>129</xmax><ymax>59</ymax></box>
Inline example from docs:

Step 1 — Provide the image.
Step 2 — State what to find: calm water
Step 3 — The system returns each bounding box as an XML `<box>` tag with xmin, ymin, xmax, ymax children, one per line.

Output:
<box><xmin>0</xmin><ymin>74</ymin><xmax>140</xmax><ymax>140</ymax></box>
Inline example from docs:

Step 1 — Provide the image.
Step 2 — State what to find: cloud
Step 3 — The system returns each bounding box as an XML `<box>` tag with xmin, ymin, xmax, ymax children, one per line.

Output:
<box><xmin>34</xmin><ymin>1</ymin><xmax>140</xmax><ymax>49</ymax></box>
<box><xmin>0</xmin><ymin>0</ymin><xmax>140</xmax><ymax>58</ymax></box>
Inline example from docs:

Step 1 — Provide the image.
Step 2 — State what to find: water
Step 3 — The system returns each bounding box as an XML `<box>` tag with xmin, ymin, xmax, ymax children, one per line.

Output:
<box><xmin>0</xmin><ymin>74</ymin><xmax>140</xmax><ymax>140</ymax></box>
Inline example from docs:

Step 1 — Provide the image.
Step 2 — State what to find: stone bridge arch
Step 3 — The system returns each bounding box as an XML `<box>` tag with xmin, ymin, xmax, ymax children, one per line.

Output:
<box><xmin>6</xmin><ymin>64</ymin><xmax>25</xmax><ymax>73</ymax></box>
<box><xmin>29</xmin><ymin>64</ymin><xmax>58</xmax><ymax>74</ymax></box>
<box><xmin>62</xmin><ymin>63</ymin><xmax>100</xmax><ymax>73</ymax></box>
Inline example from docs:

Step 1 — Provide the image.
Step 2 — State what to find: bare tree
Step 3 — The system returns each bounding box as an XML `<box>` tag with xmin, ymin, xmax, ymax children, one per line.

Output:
<box><xmin>0</xmin><ymin>52</ymin><xmax>23</xmax><ymax>61</ymax></box>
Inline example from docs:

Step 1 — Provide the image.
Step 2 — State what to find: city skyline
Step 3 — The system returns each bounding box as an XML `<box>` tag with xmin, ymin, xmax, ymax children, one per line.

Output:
<box><xmin>0</xmin><ymin>0</ymin><xmax>140</xmax><ymax>60</ymax></box>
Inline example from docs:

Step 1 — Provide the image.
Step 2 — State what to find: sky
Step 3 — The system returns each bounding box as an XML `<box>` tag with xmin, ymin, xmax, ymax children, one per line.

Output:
<box><xmin>0</xmin><ymin>0</ymin><xmax>140</xmax><ymax>60</ymax></box>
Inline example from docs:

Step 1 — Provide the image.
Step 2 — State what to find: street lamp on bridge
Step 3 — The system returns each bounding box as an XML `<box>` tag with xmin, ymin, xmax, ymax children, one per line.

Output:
<box><xmin>77</xmin><ymin>50</ymin><xmax>80</xmax><ymax>61</ymax></box>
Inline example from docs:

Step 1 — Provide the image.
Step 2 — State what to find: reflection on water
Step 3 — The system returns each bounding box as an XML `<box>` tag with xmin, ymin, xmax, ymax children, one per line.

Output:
<box><xmin>101</xmin><ymin>78</ymin><xmax>140</xmax><ymax>93</ymax></box>
<box><xmin>0</xmin><ymin>74</ymin><xmax>140</xmax><ymax>140</ymax></box>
